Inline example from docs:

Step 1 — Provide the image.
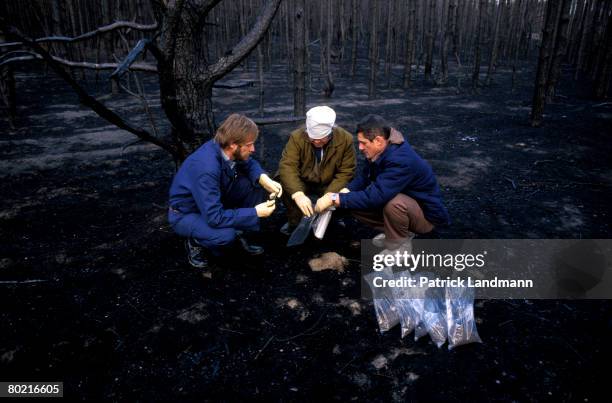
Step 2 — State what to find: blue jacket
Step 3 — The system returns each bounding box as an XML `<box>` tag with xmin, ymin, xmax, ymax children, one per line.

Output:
<box><xmin>168</xmin><ymin>140</ymin><xmax>265</xmax><ymax>229</ymax></box>
<box><xmin>340</xmin><ymin>129</ymin><xmax>450</xmax><ymax>226</ymax></box>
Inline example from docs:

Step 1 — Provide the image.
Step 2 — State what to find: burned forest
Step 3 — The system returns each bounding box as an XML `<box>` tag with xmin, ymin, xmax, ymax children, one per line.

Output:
<box><xmin>0</xmin><ymin>0</ymin><xmax>611</xmax><ymax>401</ymax></box>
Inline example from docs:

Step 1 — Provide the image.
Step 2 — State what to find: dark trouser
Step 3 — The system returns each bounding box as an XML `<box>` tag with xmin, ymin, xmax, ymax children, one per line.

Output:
<box><xmin>352</xmin><ymin>194</ymin><xmax>434</xmax><ymax>248</ymax></box>
<box><xmin>168</xmin><ymin>175</ymin><xmax>267</xmax><ymax>255</ymax></box>
<box><xmin>281</xmin><ymin>183</ymin><xmax>326</xmax><ymax>227</ymax></box>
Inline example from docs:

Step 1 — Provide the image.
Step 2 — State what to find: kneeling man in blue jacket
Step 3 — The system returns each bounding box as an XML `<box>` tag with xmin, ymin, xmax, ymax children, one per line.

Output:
<box><xmin>168</xmin><ymin>114</ymin><xmax>282</xmax><ymax>268</ymax></box>
<box><xmin>314</xmin><ymin>114</ymin><xmax>450</xmax><ymax>249</ymax></box>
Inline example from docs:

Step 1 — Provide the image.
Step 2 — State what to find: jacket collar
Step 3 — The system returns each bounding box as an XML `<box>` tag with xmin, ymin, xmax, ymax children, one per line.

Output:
<box><xmin>372</xmin><ymin>128</ymin><xmax>405</xmax><ymax>166</ymax></box>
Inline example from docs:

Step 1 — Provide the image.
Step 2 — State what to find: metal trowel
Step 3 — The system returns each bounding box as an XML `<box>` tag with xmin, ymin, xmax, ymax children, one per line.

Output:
<box><xmin>286</xmin><ymin>214</ymin><xmax>317</xmax><ymax>247</ymax></box>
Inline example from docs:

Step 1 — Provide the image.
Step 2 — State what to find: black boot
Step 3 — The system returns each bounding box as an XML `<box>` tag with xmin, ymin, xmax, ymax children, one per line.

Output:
<box><xmin>185</xmin><ymin>238</ymin><xmax>209</xmax><ymax>268</ymax></box>
<box><xmin>236</xmin><ymin>232</ymin><xmax>264</xmax><ymax>255</ymax></box>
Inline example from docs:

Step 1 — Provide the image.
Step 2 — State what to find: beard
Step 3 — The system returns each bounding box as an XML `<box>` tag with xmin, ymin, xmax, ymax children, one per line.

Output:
<box><xmin>233</xmin><ymin>147</ymin><xmax>250</xmax><ymax>161</ymax></box>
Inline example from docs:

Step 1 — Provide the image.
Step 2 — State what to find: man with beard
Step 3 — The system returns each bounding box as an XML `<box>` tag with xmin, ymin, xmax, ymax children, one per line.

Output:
<box><xmin>314</xmin><ymin>114</ymin><xmax>450</xmax><ymax>249</ymax></box>
<box><xmin>168</xmin><ymin>114</ymin><xmax>282</xmax><ymax>268</ymax></box>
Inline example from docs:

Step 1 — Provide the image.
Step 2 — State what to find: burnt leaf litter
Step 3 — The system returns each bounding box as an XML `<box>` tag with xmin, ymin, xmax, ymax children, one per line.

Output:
<box><xmin>0</xmin><ymin>63</ymin><xmax>611</xmax><ymax>400</ymax></box>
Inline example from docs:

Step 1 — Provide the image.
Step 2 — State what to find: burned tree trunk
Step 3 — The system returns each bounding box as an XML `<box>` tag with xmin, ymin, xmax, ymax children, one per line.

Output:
<box><xmin>440</xmin><ymin>0</ymin><xmax>456</xmax><ymax>84</ymax></box>
<box><xmin>471</xmin><ymin>0</ymin><xmax>486</xmax><ymax>90</ymax></box>
<box><xmin>403</xmin><ymin>0</ymin><xmax>416</xmax><ymax>88</ymax></box>
<box><xmin>293</xmin><ymin>0</ymin><xmax>306</xmax><ymax>116</ymax></box>
<box><xmin>424</xmin><ymin>0</ymin><xmax>435</xmax><ymax>81</ymax></box>
<box><xmin>350</xmin><ymin>0</ymin><xmax>358</xmax><ymax>77</ymax></box>
<box><xmin>368</xmin><ymin>0</ymin><xmax>379</xmax><ymax>98</ymax></box>
<box><xmin>485</xmin><ymin>1</ymin><xmax>502</xmax><ymax>86</ymax></box>
<box><xmin>593</xmin><ymin>4</ymin><xmax>612</xmax><ymax>99</ymax></box>
<box><xmin>530</xmin><ymin>0</ymin><xmax>562</xmax><ymax>127</ymax></box>
<box><xmin>545</xmin><ymin>0</ymin><xmax>572</xmax><ymax>102</ymax></box>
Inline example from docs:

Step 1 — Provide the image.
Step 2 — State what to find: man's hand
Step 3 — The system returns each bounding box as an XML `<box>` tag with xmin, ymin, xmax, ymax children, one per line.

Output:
<box><xmin>339</xmin><ymin>188</ymin><xmax>350</xmax><ymax>193</ymax></box>
<box><xmin>315</xmin><ymin>193</ymin><xmax>334</xmax><ymax>213</ymax></box>
<box><xmin>259</xmin><ymin>174</ymin><xmax>283</xmax><ymax>198</ymax></box>
<box><xmin>255</xmin><ymin>199</ymin><xmax>276</xmax><ymax>218</ymax></box>
<box><xmin>291</xmin><ymin>191</ymin><xmax>313</xmax><ymax>217</ymax></box>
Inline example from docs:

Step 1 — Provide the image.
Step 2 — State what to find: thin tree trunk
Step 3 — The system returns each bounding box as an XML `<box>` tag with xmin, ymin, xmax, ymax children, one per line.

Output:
<box><xmin>472</xmin><ymin>0</ymin><xmax>486</xmax><ymax>89</ymax></box>
<box><xmin>403</xmin><ymin>0</ymin><xmax>416</xmax><ymax>88</ymax></box>
<box><xmin>530</xmin><ymin>0</ymin><xmax>562</xmax><ymax>127</ymax></box>
<box><xmin>350</xmin><ymin>0</ymin><xmax>358</xmax><ymax>77</ymax></box>
<box><xmin>384</xmin><ymin>0</ymin><xmax>394</xmax><ymax>87</ymax></box>
<box><xmin>293</xmin><ymin>0</ymin><xmax>306</xmax><ymax>116</ymax></box>
<box><xmin>368</xmin><ymin>0</ymin><xmax>379</xmax><ymax>98</ymax></box>
<box><xmin>424</xmin><ymin>0</ymin><xmax>435</xmax><ymax>80</ymax></box>
<box><xmin>593</xmin><ymin>6</ymin><xmax>612</xmax><ymax>98</ymax></box>
<box><xmin>546</xmin><ymin>0</ymin><xmax>572</xmax><ymax>102</ymax></box>
<box><xmin>441</xmin><ymin>0</ymin><xmax>455</xmax><ymax>84</ymax></box>
<box><xmin>485</xmin><ymin>0</ymin><xmax>502</xmax><ymax>85</ymax></box>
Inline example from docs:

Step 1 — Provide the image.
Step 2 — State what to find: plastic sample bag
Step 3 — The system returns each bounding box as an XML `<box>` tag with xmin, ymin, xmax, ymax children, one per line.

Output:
<box><xmin>364</xmin><ymin>268</ymin><xmax>399</xmax><ymax>333</ymax></box>
<box><xmin>391</xmin><ymin>270</ymin><xmax>418</xmax><ymax>338</ymax></box>
<box><xmin>422</xmin><ymin>286</ymin><xmax>448</xmax><ymax>348</ymax></box>
<box><xmin>312</xmin><ymin>209</ymin><xmax>333</xmax><ymax>239</ymax></box>
<box><xmin>445</xmin><ymin>286</ymin><xmax>482</xmax><ymax>350</ymax></box>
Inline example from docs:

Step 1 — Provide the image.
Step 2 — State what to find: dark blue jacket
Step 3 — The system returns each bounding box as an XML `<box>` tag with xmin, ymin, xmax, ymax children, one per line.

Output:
<box><xmin>168</xmin><ymin>140</ymin><xmax>265</xmax><ymax>229</ymax></box>
<box><xmin>340</xmin><ymin>129</ymin><xmax>450</xmax><ymax>226</ymax></box>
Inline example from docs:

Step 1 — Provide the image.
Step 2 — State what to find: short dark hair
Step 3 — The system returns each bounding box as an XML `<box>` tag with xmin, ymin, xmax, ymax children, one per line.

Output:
<box><xmin>356</xmin><ymin>114</ymin><xmax>391</xmax><ymax>141</ymax></box>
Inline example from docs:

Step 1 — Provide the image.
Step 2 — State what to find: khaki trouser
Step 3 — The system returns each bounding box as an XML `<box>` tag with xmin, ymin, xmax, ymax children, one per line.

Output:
<box><xmin>352</xmin><ymin>193</ymin><xmax>434</xmax><ymax>248</ymax></box>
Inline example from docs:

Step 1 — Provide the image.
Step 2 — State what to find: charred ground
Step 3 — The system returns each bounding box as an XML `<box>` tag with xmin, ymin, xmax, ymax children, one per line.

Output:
<box><xmin>0</xmin><ymin>62</ymin><xmax>611</xmax><ymax>401</ymax></box>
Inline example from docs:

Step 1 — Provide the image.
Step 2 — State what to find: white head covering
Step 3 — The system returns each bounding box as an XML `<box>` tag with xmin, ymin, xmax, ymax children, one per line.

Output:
<box><xmin>306</xmin><ymin>106</ymin><xmax>336</xmax><ymax>139</ymax></box>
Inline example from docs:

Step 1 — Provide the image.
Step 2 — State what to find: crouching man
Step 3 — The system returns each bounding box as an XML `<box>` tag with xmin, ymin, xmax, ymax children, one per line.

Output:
<box><xmin>314</xmin><ymin>114</ymin><xmax>450</xmax><ymax>249</ymax></box>
<box><xmin>278</xmin><ymin>105</ymin><xmax>356</xmax><ymax>234</ymax></box>
<box><xmin>168</xmin><ymin>114</ymin><xmax>282</xmax><ymax>268</ymax></box>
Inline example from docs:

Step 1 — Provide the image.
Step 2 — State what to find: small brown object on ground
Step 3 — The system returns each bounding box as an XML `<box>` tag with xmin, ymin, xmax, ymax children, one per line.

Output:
<box><xmin>308</xmin><ymin>252</ymin><xmax>348</xmax><ymax>272</ymax></box>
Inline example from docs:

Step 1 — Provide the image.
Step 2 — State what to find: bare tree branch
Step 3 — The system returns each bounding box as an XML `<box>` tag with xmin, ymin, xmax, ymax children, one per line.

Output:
<box><xmin>205</xmin><ymin>0</ymin><xmax>282</xmax><ymax>82</ymax></box>
<box><xmin>0</xmin><ymin>21</ymin><xmax>158</xmax><ymax>48</ymax></box>
<box><xmin>0</xmin><ymin>17</ymin><xmax>179</xmax><ymax>157</ymax></box>
<box><xmin>0</xmin><ymin>51</ymin><xmax>157</xmax><ymax>72</ymax></box>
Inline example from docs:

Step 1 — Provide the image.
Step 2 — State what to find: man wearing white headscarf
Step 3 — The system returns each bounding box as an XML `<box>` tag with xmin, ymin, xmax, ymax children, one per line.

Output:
<box><xmin>277</xmin><ymin>106</ymin><xmax>356</xmax><ymax>234</ymax></box>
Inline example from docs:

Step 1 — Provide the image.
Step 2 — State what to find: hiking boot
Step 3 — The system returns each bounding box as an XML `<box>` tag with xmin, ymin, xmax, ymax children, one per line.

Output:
<box><xmin>280</xmin><ymin>222</ymin><xmax>295</xmax><ymax>236</ymax></box>
<box><xmin>185</xmin><ymin>238</ymin><xmax>209</xmax><ymax>269</ymax></box>
<box><xmin>372</xmin><ymin>233</ymin><xmax>386</xmax><ymax>247</ymax></box>
<box><xmin>236</xmin><ymin>232</ymin><xmax>264</xmax><ymax>255</ymax></box>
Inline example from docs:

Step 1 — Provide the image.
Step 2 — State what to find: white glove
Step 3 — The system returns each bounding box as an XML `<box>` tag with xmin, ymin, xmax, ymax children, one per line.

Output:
<box><xmin>255</xmin><ymin>199</ymin><xmax>276</xmax><ymax>218</ymax></box>
<box><xmin>314</xmin><ymin>193</ymin><xmax>333</xmax><ymax>214</ymax></box>
<box><xmin>339</xmin><ymin>188</ymin><xmax>350</xmax><ymax>193</ymax></box>
<box><xmin>259</xmin><ymin>174</ymin><xmax>283</xmax><ymax>198</ymax></box>
<box><xmin>291</xmin><ymin>191</ymin><xmax>313</xmax><ymax>217</ymax></box>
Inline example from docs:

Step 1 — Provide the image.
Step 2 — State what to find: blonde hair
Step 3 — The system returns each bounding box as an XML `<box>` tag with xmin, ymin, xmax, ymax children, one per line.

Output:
<box><xmin>214</xmin><ymin>114</ymin><xmax>259</xmax><ymax>148</ymax></box>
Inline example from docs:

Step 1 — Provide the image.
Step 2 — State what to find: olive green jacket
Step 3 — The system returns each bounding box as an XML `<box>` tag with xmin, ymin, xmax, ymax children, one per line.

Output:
<box><xmin>278</xmin><ymin>126</ymin><xmax>356</xmax><ymax>196</ymax></box>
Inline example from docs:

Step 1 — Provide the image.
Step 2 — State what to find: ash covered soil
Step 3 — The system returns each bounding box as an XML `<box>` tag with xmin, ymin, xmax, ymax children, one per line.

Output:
<box><xmin>0</xmin><ymin>61</ymin><xmax>611</xmax><ymax>401</ymax></box>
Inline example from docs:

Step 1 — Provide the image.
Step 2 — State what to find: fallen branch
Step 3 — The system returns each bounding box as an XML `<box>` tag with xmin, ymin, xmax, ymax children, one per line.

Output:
<box><xmin>0</xmin><ymin>51</ymin><xmax>156</xmax><ymax>72</ymax></box>
<box><xmin>213</xmin><ymin>80</ymin><xmax>255</xmax><ymax>89</ymax></box>
<box><xmin>0</xmin><ymin>20</ymin><xmax>158</xmax><ymax>48</ymax></box>
<box><xmin>253</xmin><ymin>335</ymin><xmax>275</xmax><ymax>360</ymax></box>
<box><xmin>253</xmin><ymin>116</ymin><xmax>305</xmax><ymax>126</ymax></box>
<box><xmin>0</xmin><ymin>279</ymin><xmax>48</xmax><ymax>284</ymax></box>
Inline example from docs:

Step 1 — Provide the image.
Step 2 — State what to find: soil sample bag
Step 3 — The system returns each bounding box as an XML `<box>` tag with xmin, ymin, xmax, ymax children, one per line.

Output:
<box><xmin>445</xmin><ymin>286</ymin><xmax>482</xmax><ymax>350</ymax></box>
<box><xmin>407</xmin><ymin>272</ymin><xmax>432</xmax><ymax>341</ymax></box>
<box><xmin>422</xmin><ymin>288</ymin><xmax>448</xmax><ymax>348</ymax></box>
<box><xmin>364</xmin><ymin>268</ymin><xmax>399</xmax><ymax>333</ymax></box>
<box><xmin>312</xmin><ymin>209</ymin><xmax>333</xmax><ymax>239</ymax></box>
<box><xmin>391</xmin><ymin>270</ymin><xmax>418</xmax><ymax>338</ymax></box>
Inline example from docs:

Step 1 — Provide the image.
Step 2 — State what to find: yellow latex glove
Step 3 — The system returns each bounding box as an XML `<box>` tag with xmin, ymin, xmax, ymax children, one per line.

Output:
<box><xmin>314</xmin><ymin>193</ymin><xmax>334</xmax><ymax>213</ymax></box>
<box><xmin>259</xmin><ymin>174</ymin><xmax>283</xmax><ymax>198</ymax></box>
<box><xmin>291</xmin><ymin>191</ymin><xmax>313</xmax><ymax>217</ymax></box>
<box><xmin>255</xmin><ymin>199</ymin><xmax>276</xmax><ymax>218</ymax></box>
